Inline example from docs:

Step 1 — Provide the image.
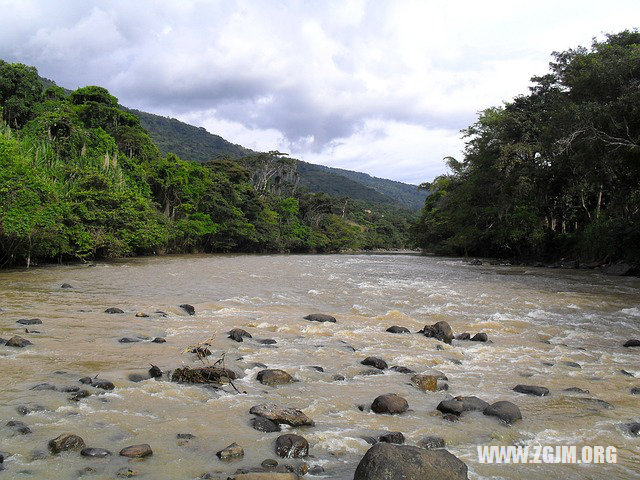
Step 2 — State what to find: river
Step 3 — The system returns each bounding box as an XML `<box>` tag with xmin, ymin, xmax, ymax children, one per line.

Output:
<box><xmin>1</xmin><ymin>254</ymin><xmax>639</xmax><ymax>479</ymax></box>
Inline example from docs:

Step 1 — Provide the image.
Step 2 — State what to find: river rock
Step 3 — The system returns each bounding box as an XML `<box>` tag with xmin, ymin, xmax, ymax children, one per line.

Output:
<box><xmin>419</xmin><ymin>321</ymin><xmax>454</xmax><ymax>344</ymax></box>
<box><xmin>513</xmin><ymin>384</ymin><xmax>549</xmax><ymax>396</ymax></box>
<box><xmin>135</xmin><ymin>312</ymin><xmax>149</xmax><ymax>317</ymax></box>
<box><xmin>16</xmin><ymin>404</ymin><xmax>47</xmax><ymax>415</ymax></box>
<box><xmin>631</xmin><ymin>387</ymin><xmax>640</xmax><ymax>395</ymax></box>
<box><xmin>483</xmin><ymin>401</ymin><xmax>522</xmax><ymax>424</ymax></box>
<box><xmin>49</xmin><ymin>433</ymin><xmax>86</xmax><ymax>454</ymax></box>
<box><xmin>257</xmin><ymin>369</ymin><xmax>294</xmax><ymax>386</ymax></box>
<box><xmin>251</xmin><ymin>417</ymin><xmax>281</xmax><ymax>433</ymax></box>
<box><xmin>454</xmin><ymin>396</ymin><xmax>490</xmax><ymax>412</ymax></box>
<box><xmin>562</xmin><ymin>361</ymin><xmax>582</xmax><ymax>368</ymax></box>
<box><xmin>17</xmin><ymin>318</ymin><xmax>42</xmax><ymax>325</ymax></box>
<box><xmin>81</xmin><ymin>447</ymin><xmax>112</xmax><ymax>458</ymax></box>
<box><xmin>217</xmin><ymin>442</ymin><xmax>244</xmax><ymax>460</ymax></box>
<box><xmin>353</xmin><ymin>442</ymin><xmax>468</xmax><ymax>480</ymax></box>
<box><xmin>119</xmin><ymin>444</ymin><xmax>153</xmax><ymax>458</ymax></box>
<box><xmin>332</xmin><ymin>374</ymin><xmax>345</xmax><ymax>381</ymax></box>
<box><xmin>418</xmin><ymin>436</ymin><xmax>446</xmax><ymax>449</ymax></box>
<box><xmin>411</xmin><ymin>374</ymin><xmax>438</xmax><ymax>392</ymax></box>
<box><xmin>250</xmin><ymin>404</ymin><xmax>314</xmax><ymax>427</ymax></box>
<box><xmin>118</xmin><ymin>337</ymin><xmax>141</xmax><ymax>343</ymax></box>
<box><xmin>622</xmin><ymin>422</ymin><xmax>640</xmax><ymax>436</ymax></box>
<box><xmin>575</xmin><ymin>397</ymin><xmax>613</xmax><ymax>409</ymax></box>
<box><xmin>443</xmin><ymin>413</ymin><xmax>459</xmax><ymax>422</ymax></box>
<box><xmin>455</xmin><ymin>333</ymin><xmax>471</xmax><ymax>340</ymax></box>
<box><xmin>371</xmin><ymin>393</ymin><xmax>408</xmax><ymax>415</ymax></box>
<box><xmin>469</xmin><ymin>259</ymin><xmax>482</xmax><ymax>265</ymax></box>
<box><xmin>258</xmin><ymin>339</ymin><xmax>277</xmax><ymax>345</ymax></box>
<box><xmin>361</xmin><ymin>356</ymin><xmax>388</xmax><ymax>370</ymax></box>
<box><xmin>116</xmin><ymin>468</ymin><xmax>139</xmax><ymax>478</ymax></box>
<box><xmin>390</xmin><ymin>365</ymin><xmax>415</xmax><ymax>374</ymax></box>
<box><xmin>563</xmin><ymin>387</ymin><xmax>590</xmax><ymax>394</ymax></box>
<box><xmin>179</xmin><ymin>304</ymin><xmax>196</xmax><ymax>315</ymax></box>
<box><xmin>105</xmin><ymin>307</ymin><xmax>124</xmax><ymax>314</ymax></box>
<box><xmin>620</xmin><ymin>369</ymin><xmax>635</xmax><ymax>377</ymax></box>
<box><xmin>6</xmin><ymin>336</ymin><xmax>33</xmax><ymax>347</ymax></box>
<box><xmin>172</xmin><ymin>366</ymin><xmax>237</xmax><ymax>384</ymax></box>
<box><xmin>471</xmin><ymin>332</ymin><xmax>488</xmax><ymax>342</ymax></box>
<box><xmin>61</xmin><ymin>283</ymin><xmax>73</xmax><ymax>288</ymax></box>
<box><xmin>151</xmin><ymin>337</ymin><xmax>166</xmax><ymax>343</ymax></box>
<box><xmin>386</xmin><ymin>326</ymin><xmax>410</xmax><ymax>334</ymax></box>
<box><xmin>7</xmin><ymin>420</ymin><xmax>31</xmax><ymax>435</ymax></box>
<box><xmin>31</xmin><ymin>383</ymin><xmax>57</xmax><ymax>391</ymax></box>
<box><xmin>91</xmin><ymin>379</ymin><xmax>115</xmax><ymax>390</ymax></box>
<box><xmin>303</xmin><ymin>313</ymin><xmax>336</xmax><ymax>323</ymax></box>
<box><xmin>149</xmin><ymin>365</ymin><xmax>163</xmax><ymax>378</ymax></box>
<box><xmin>275</xmin><ymin>434</ymin><xmax>309</xmax><ymax>458</ymax></box>
<box><xmin>358</xmin><ymin>368</ymin><xmax>384</xmax><ymax>376</ymax></box>
<box><xmin>624</xmin><ymin>339</ymin><xmax>640</xmax><ymax>348</ymax></box>
<box><xmin>69</xmin><ymin>389</ymin><xmax>91</xmax><ymax>401</ymax></box>
<box><xmin>229</xmin><ymin>328</ymin><xmax>252</xmax><ymax>342</ymax></box>
<box><xmin>379</xmin><ymin>432</ymin><xmax>404</xmax><ymax>444</ymax></box>
<box><xmin>437</xmin><ymin>399</ymin><xmax>464</xmax><ymax>416</ymax></box>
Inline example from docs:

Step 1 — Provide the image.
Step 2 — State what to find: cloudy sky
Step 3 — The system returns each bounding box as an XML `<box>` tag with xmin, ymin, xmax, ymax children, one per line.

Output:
<box><xmin>1</xmin><ymin>1</ymin><xmax>638</xmax><ymax>184</ymax></box>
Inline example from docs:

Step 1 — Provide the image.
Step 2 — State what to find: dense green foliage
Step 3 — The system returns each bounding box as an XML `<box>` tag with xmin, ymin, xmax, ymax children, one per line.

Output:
<box><xmin>0</xmin><ymin>60</ymin><xmax>414</xmax><ymax>267</ymax></box>
<box><xmin>131</xmin><ymin>107</ymin><xmax>425</xmax><ymax>209</ymax></box>
<box><xmin>414</xmin><ymin>31</ymin><xmax>640</xmax><ymax>263</ymax></box>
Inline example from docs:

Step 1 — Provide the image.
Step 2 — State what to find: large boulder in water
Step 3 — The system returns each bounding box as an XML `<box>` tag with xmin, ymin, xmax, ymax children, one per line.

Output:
<box><xmin>483</xmin><ymin>401</ymin><xmax>522</xmax><ymax>424</ymax></box>
<box><xmin>275</xmin><ymin>434</ymin><xmax>309</xmax><ymax>458</ymax></box>
<box><xmin>361</xmin><ymin>356</ymin><xmax>388</xmax><ymax>370</ymax></box>
<box><xmin>303</xmin><ymin>313</ymin><xmax>336</xmax><ymax>323</ymax></box>
<box><xmin>386</xmin><ymin>326</ymin><xmax>410</xmax><ymax>334</ymax></box>
<box><xmin>257</xmin><ymin>369</ymin><xmax>294</xmax><ymax>386</ymax></box>
<box><xmin>354</xmin><ymin>442</ymin><xmax>468</xmax><ymax>480</ymax></box>
<box><xmin>229</xmin><ymin>328</ymin><xmax>252</xmax><ymax>342</ymax></box>
<box><xmin>249</xmin><ymin>403</ymin><xmax>314</xmax><ymax>427</ymax></box>
<box><xmin>454</xmin><ymin>396</ymin><xmax>489</xmax><ymax>412</ymax></box>
<box><xmin>171</xmin><ymin>366</ymin><xmax>237</xmax><ymax>384</ymax></box>
<box><xmin>5</xmin><ymin>336</ymin><xmax>32</xmax><ymax>348</ymax></box>
<box><xmin>513</xmin><ymin>384</ymin><xmax>549</xmax><ymax>396</ymax></box>
<box><xmin>49</xmin><ymin>433</ymin><xmax>85</xmax><ymax>454</ymax></box>
<box><xmin>371</xmin><ymin>394</ymin><xmax>408</xmax><ymax>415</ymax></box>
<box><xmin>419</xmin><ymin>321</ymin><xmax>454</xmax><ymax>344</ymax></box>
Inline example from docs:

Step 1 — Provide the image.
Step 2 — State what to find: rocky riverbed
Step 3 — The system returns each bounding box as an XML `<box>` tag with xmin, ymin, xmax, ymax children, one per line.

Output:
<box><xmin>1</xmin><ymin>254</ymin><xmax>639</xmax><ymax>479</ymax></box>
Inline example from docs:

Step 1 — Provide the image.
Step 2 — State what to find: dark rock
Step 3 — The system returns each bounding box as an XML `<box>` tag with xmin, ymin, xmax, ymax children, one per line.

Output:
<box><xmin>332</xmin><ymin>374</ymin><xmax>345</xmax><ymax>381</ymax></box>
<box><xmin>81</xmin><ymin>448</ymin><xmax>112</xmax><ymax>458</ymax></box>
<box><xmin>361</xmin><ymin>436</ymin><xmax>378</xmax><ymax>445</ymax></box>
<box><xmin>455</xmin><ymin>333</ymin><xmax>471</xmax><ymax>340</ymax></box>
<box><xmin>250</xmin><ymin>417</ymin><xmax>281</xmax><ymax>433</ymax></box>
<box><xmin>419</xmin><ymin>321</ymin><xmax>454</xmax><ymax>344</ymax></box>
<box><xmin>390</xmin><ymin>366</ymin><xmax>415</xmax><ymax>374</ymax></box>
<box><xmin>149</xmin><ymin>365</ymin><xmax>163</xmax><ymax>378</ymax></box>
<box><xmin>91</xmin><ymin>379</ymin><xmax>115</xmax><ymax>390</ymax></box>
<box><xmin>116</xmin><ymin>468</ymin><xmax>139</xmax><ymax>477</ymax></box>
<box><xmin>17</xmin><ymin>318</ymin><xmax>42</xmax><ymax>325</ymax></box>
<box><xmin>217</xmin><ymin>442</ymin><xmax>244</xmax><ymax>460</ymax></box>
<box><xmin>303</xmin><ymin>313</ymin><xmax>336</xmax><ymax>323</ymax></box>
<box><xmin>411</xmin><ymin>374</ymin><xmax>438</xmax><ymax>392</ymax></box>
<box><xmin>437</xmin><ymin>399</ymin><xmax>464</xmax><ymax>416</ymax></box>
<box><xmin>179</xmin><ymin>304</ymin><xmax>196</xmax><ymax>315</ymax></box>
<box><xmin>258</xmin><ymin>338</ymin><xmax>277</xmax><ymax>345</ymax></box>
<box><xmin>564</xmin><ymin>387</ymin><xmax>590</xmax><ymax>394</ymax></box>
<box><xmin>562</xmin><ymin>361</ymin><xmax>582</xmax><ymax>369</ymax></box>
<box><xmin>155</xmin><ymin>310</ymin><xmax>168</xmax><ymax>317</ymax></box>
<box><xmin>454</xmin><ymin>396</ymin><xmax>490</xmax><ymax>412</ymax></box>
<box><xmin>308</xmin><ymin>465</ymin><xmax>325</xmax><ymax>475</ymax></box>
<box><xmin>469</xmin><ymin>258</ymin><xmax>482</xmax><ymax>265</ymax></box>
<box><xmin>307</xmin><ymin>366</ymin><xmax>324</xmax><ymax>372</ymax></box>
<box><xmin>257</xmin><ymin>369</ymin><xmax>294</xmax><ymax>386</ymax></box>
<box><xmin>249</xmin><ymin>404</ymin><xmax>314</xmax><ymax>427</ymax></box>
<box><xmin>418</xmin><ymin>436</ymin><xmax>446</xmax><ymax>449</ymax></box>
<box><xmin>624</xmin><ymin>339</ymin><xmax>640</xmax><ymax>348</ymax></box>
<box><xmin>7</xmin><ymin>420</ymin><xmax>31</xmax><ymax>435</ymax></box>
<box><xmin>105</xmin><ymin>307</ymin><xmax>124</xmax><ymax>314</ymax></box>
<box><xmin>353</xmin><ymin>442</ymin><xmax>468</xmax><ymax>480</ymax></box>
<box><xmin>128</xmin><ymin>374</ymin><xmax>147</xmax><ymax>383</ymax></box>
<box><xmin>542</xmin><ymin>361</ymin><xmax>554</xmax><ymax>367</ymax></box>
<box><xmin>379</xmin><ymin>432</ymin><xmax>404</xmax><ymax>444</ymax></box>
<box><xmin>386</xmin><ymin>326</ymin><xmax>410</xmax><ymax>334</ymax></box>
<box><xmin>49</xmin><ymin>433</ymin><xmax>86</xmax><ymax>454</ymax></box>
<box><xmin>0</xmin><ymin>338</ymin><xmax>6</xmax><ymax>345</ymax></box>
<box><xmin>176</xmin><ymin>433</ymin><xmax>195</xmax><ymax>439</ymax></box>
<box><xmin>622</xmin><ymin>422</ymin><xmax>640</xmax><ymax>436</ymax></box>
<box><xmin>135</xmin><ymin>312</ymin><xmax>149</xmax><ymax>318</ymax></box>
<box><xmin>16</xmin><ymin>405</ymin><xmax>47</xmax><ymax>415</ymax></box>
<box><xmin>61</xmin><ymin>283</ymin><xmax>73</xmax><ymax>289</ymax></box>
<box><xmin>171</xmin><ymin>366</ymin><xmax>237</xmax><ymax>384</ymax></box>
<box><xmin>69</xmin><ymin>390</ymin><xmax>91</xmax><ymax>401</ymax></box>
<box><xmin>228</xmin><ymin>328</ymin><xmax>252</xmax><ymax>342</ymax></box>
<box><xmin>631</xmin><ymin>387</ymin><xmax>640</xmax><ymax>395</ymax></box>
<box><xmin>30</xmin><ymin>383</ymin><xmax>57</xmax><ymax>391</ymax></box>
<box><xmin>513</xmin><ymin>384</ymin><xmax>549</xmax><ymax>396</ymax></box>
<box><xmin>275</xmin><ymin>434</ymin><xmax>309</xmax><ymax>458</ymax></box>
<box><xmin>118</xmin><ymin>337</ymin><xmax>141</xmax><ymax>343</ymax></box>
<box><xmin>79</xmin><ymin>376</ymin><xmax>93</xmax><ymax>384</ymax></box>
<box><xmin>621</xmin><ymin>370</ymin><xmax>635</xmax><ymax>377</ymax></box>
<box><xmin>6</xmin><ymin>336</ymin><xmax>32</xmax><ymax>348</ymax></box>
<box><xmin>119</xmin><ymin>444</ymin><xmax>152</xmax><ymax>458</ymax></box>
<box><xmin>448</xmin><ymin>358</ymin><xmax>463</xmax><ymax>365</ymax></box>
<box><xmin>151</xmin><ymin>337</ymin><xmax>166</xmax><ymax>343</ymax></box>
<box><xmin>358</xmin><ymin>368</ymin><xmax>384</xmax><ymax>376</ymax></box>
<box><xmin>483</xmin><ymin>401</ymin><xmax>522</xmax><ymax>424</ymax></box>
<box><xmin>371</xmin><ymin>393</ymin><xmax>408</xmax><ymax>415</ymax></box>
<box><xmin>361</xmin><ymin>356</ymin><xmax>388</xmax><ymax>370</ymax></box>
<box><xmin>470</xmin><ymin>332</ymin><xmax>488</xmax><ymax>342</ymax></box>
<box><xmin>442</xmin><ymin>413</ymin><xmax>460</xmax><ymax>422</ymax></box>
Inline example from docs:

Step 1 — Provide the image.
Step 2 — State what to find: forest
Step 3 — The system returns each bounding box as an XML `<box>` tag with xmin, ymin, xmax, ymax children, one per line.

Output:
<box><xmin>414</xmin><ymin>31</ymin><xmax>640</xmax><ymax>264</ymax></box>
<box><xmin>0</xmin><ymin>61</ymin><xmax>414</xmax><ymax>267</ymax></box>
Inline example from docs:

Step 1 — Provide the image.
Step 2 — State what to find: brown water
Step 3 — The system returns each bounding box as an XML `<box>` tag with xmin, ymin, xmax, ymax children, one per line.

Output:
<box><xmin>1</xmin><ymin>253</ymin><xmax>639</xmax><ymax>479</ymax></box>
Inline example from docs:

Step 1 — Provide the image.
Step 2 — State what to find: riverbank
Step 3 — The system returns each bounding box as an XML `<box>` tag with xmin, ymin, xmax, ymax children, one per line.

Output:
<box><xmin>1</xmin><ymin>254</ymin><xmax>639</xmax><ymax>478</ymax></box>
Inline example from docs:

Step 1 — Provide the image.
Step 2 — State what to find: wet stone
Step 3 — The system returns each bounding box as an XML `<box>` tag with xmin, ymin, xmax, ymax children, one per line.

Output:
<box><xmin>257</xmin><ymin>369</ymin><xmax>294</xmax><ymax>386</ymax></box>
<box><xmin>119</xmin><ymin>337</ymin><xmax>141</xmax><ymax>343</ymax></box>
<box><xmin>117</xmin><ymin>468</ymin><xmax>139</xmax><ymax>477</ymax></box>
<box><xmin>361</xmin><ymin>357</ymin><xmax>388</xmax><ymax>370</ymax></box>
<box><xmin>411</xmin><ymin>374</ymin><xmax>438</xmax><ymax>392</ymax></box>
<box><xmin>513</xmin><ymin>384</ymin><xmax>549</xmax><ymax>396</ymax></box>
<box><xmin>623</xmin><ymin>339</ymin><xmax>640</xmax><ymax>348</ymax></box>
<box><xmin>128</xmin><ymin>374</ymin><xmax>147</xmax><ymax>383</ymax></box>
<box><xmin>418</xmin><ymin>436</ymin><xmax>446</xmax><ymax>449</ymax></box>
<box><xmin>630</xmin><ymin>387</ymin><xmax>640</xmax><ymax>395</ymax></box>
<box><xmin>389</xmin><ymin>366</ymin><xmax>414</xmax><ymax>374</ymax></box>
<box><xmin>16</xmin><ymin>405</ymin><xmax>47</xmax><ymax>415</ymax></box>
<box><xmin>91</xmin><ymin>379</ymin><xmax>115</xmax><ymax>390</ymax></box>
<box><xmin>304</xmin><ymin>313</ymin><xmax>336</xmax><ymax>323</ymax></box>
<box><xmin>6</xmin><ymin>336</ymin><xmax>33</xmax><ymax>348</ymax></box>
<box><xmin>17</xmin><ymin>318</ymin><xmax>42</xmax><ymax>325</ymax></box>
<box><xmin>49</xmin><ymin>433</ymin><xmax>86</xmax><ymax>454</ymax></box>
<box><xmin>454</xmin><ymin>396</ymin><xmax>489</xmax><ymax>412</ymax></box>
<box><xmin>386</xmin><ymin>326</ymin><xmax>410</xmax><ymax>334</ymax></box>
<box><xmin>79</xmin><ymin>377</ymin><xmax>93</xmax><ymax>384</ymax></box>
<box><xmin>332</xmin><ymin>374</ymin><xmax>345</xmax><ymax>381</ymax></box>
<box><xmin>275</xmin><ymin>434</ymin><xmax>309</xmax><ymax>458</ymax></box>
<box><xmin>149</xmin><ymin>365</ymin><xmax>163</xmax><ymax>378</ymax></box>
<box><xmin>471</xmin><ymin>332</ymin><xmax>488</xmax><ymax>342</ymax></box>
<box><xmin>217</xmin><ymin>442</ymin><xmax>244</xmax><ymax>460</ymax></box>
<box><xmin>379</xmin><ymin>432</ymin><xmax>405</xmax><ymax>444</ymax></box>
<box><xmin>562</xmin><ymin>361</ymin><xmax>582</xmax><ymax>369</ymax></box>
<box><xmin>483</xmin><ymin>401</ymin><xmax>522</xmax><ymax>424</ymax></box>
<box><xmin>258</xmin><ymin>338</ymin><xmax>277</xmax><ymax>345</ymax></box>
<box><xmin>151</xmin><ymin>337</ymin><xmax>166</xmax><ymax>343</ymax></box>
<box><xmin>371</xmin><ymin>393</ymin><xmax>408</xmax><ymax>415</ymax></box>
<box><xmin>249</xmin><ymin>404</ymin><xmax>314</xmax><ymax>427</ymax></box>
<box><xmin>119</xmin><ymin>444</ymin><xmax>153</xmax><ymax>458</ymax></box>
<box><xmin>69</xmin><ymin>390</ymin><xmax>91</xmax><ymax>401</ymax></box>
<box><xmin>105</xmin><ymin>307</ymin><xmax>124</xmax><ymax>314</ymax></box>
<box><xmin>177</xmin><ymin>433</ymin><xmax>196</xmax><ymax>439</ymax></box>
<box><xmin>228</xmin><ymin>328</ymin><xmax>252</xmax><ymax>342</ymax></box>
<box><xmin>437</xmin><ymin>399</ymin><xmax>464</xmax><ymax>415</ymax></box>
<box><xmin>564</xmin><ymin>387</ymin><xmax>590</xmax><ymax>394</ymax></box>
<box><xmin>250</xmin><ymin>416</ymin><xmax>282</xmax><ymax>433</ymax></box>
<box><xmin>61</xmin><ymin>283</ymin><xmax>73</xmax><ymax>288</ymax></box>
<box><xmin>180</xmin><ymin>304</ymin><xmax>196</xmax><ymax>315</ymax></box>
<box><xmin>81</xmin><ymin>447</ymin><xmax>112</xmax><ymax>458</ymax></box>
<box><xmin>30</xmin><ymin>383</ymin><xmax>57</xmax><ymax>391</ymax></box>
<box><xmin>7</xmin><ymin>420</ymin><xmax>31</xmax><ymax>435</ymax></box>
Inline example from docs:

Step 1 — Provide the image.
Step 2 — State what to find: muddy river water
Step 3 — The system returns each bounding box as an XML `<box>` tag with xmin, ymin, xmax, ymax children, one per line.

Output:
<box><xmin>1</xmin><ymin>253</ymin><xmax>639</xmax><ymax>479</ymax></box>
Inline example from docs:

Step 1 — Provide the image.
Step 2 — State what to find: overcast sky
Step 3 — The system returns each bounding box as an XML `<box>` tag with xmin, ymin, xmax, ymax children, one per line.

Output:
<box><xmin>1</xmin><ymin>1</ymin><xmax>638</xmax><ymax>184</ymax></box>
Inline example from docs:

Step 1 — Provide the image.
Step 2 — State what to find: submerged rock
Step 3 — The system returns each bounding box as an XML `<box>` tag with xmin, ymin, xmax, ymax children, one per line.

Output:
<box><xmin>91</xmin><ymin>379</ymin><xmax>115</xmax><ymax>390</ymax></box>
<box><xmin>624</xmin><ymin>339</ymin><xmax>640</xmax><ymax>348</ymax></box>
<box><xmin>470</xmin><ymin>332</ymin><xmax>488</xmax><ymax>342</ymax></box>
<box><xmin>454</xmin><ymin>396</ymin><xmax>489</xmax><ymax>412</ymax></box>
<box><xmin>631</xmin><ymin>387</ymin><xmax>640</xmax><ymax>395</ymax></box>
<box><xmin>7</xmin><ymin>420</ymin><xmax>31</xmax><ymax>435</ymax></box>
<box><xmin>250</xmin><ymin>417</ymin><xmax>281</xmax><ymax>433</ymax></box>
<box><xmin>390</xmin><ymin>365</ymin><xmax>415</xmax><ymax>374</ymax></box>
<box><xmin>371</xmin><ymin>394</ymin><xmax>408</xmax><ymax>415</ymax></box>
<box><xmin>437</xmin><ymin>399</ymin><xmax>464</xmax><ymax>416</ymax></box>
<box><xmin>257</xmin><ymin>369</ymin><xmax>294</xmax><ymax>386</ymax></box>
<box><xmin>49</xmin><ymin>433</ymin><xmax>86</xmax><ymax>454</ymax></box>
<box><xmin>418</xmin><ymin>436</ymin><xmax>446</xmax><ymax>450</ymax></box>
<box><xmin>151</xmin><ymin>337</ymin><xmax>166</xmax><ymax>343</ymax></box>
<box><xmin>6</xmin><ymin>336</ymin><xmax>33</xmax><ymax>348</ymax></box>
<box><xmin>386</xmin><ymin>326</ymin><xmax>410</xmax><ymax>334</ymax></box>
<box><xmin>275</xmin><ymin>434</ymin><xmax>309</xmax><ymax>458</ymax></box>
<box><xmin>81</xmin><ymin>447</ymin><xmax>112</xmax><ymax>458</ymax></box>
<box><xmin>303</xmin><ymin>313</ymin><xmax>336</xmax><ymax>323</ymax></box>
<box><xmin>179</xmin><ymin>304</ymin><xmax>196</xmax><ymax>315</ymax></box>
<box><xmin>361</xmin><ymin>357</ymin><xmax>388</xmax><ymax>370</ymax></box>
<box><xmin>17</xmin><ymin>318</ymin><xmax>42</xmax><ymax>325</ymax></box>
<box><xmin>622</xmin><ymin>422</ymin><xmax>640</xmax><ymax>436</ymax></box>
<box><xmin>562</xmin><ymin>361</ymin><xmax>582</xmax><ymax>368</ymax></box>
<box><xmin>118</xmin><ymin>337</ymin><xmax>141</xmax><ymax>343</ymax></box>
<box><xmin>379</xmin><ymin>432</ymin><xmax>404</xmax><ymax>444</ymax></box>
<box><xmin>513</xmin><ymin>384</ymin><xmax>549</xmax><ymax>396</ymax></box>
<box><xmin>119</xmin><ymin>444</ymin><xmax>153</xmax><ymax>458</ymax></box>
<box><xmin>249</xmin><ymin>404</ymin><xmax>314</xmax><ymax>427</ymax></box>
<box><xmin>483</xmin><ymin>401</ymin><xmax>522</xmax><ymax>424</ymax></box>
<box><xmin>563</xmin><ymin>387</ymin><xmax>590</xmax><ymax>394</ymax></box>
<box><xmin>217</xmin><ymin>442</ymin><xmax>244</xmax><ymax>460</ymax></box>
<box><xmin>353</xmin><ymin>443</ymin><xmax>468</xmax><ymax>480</ymax></box>
<box><xmin>171</xmin><ymin>366</ymin><xmax>237</xmax><ymax>384</ymax></box>
<box><xmin>419</xmin><ymin>321</ymin><xmax>454</xmax><ymax>344</ymax></box>
<box><xmin>16</xmin><ymin>405</ymin><xmax>47</xmax><ymax>415</ymax></box>
<box><xmin>105</xmin><ymin>307</ymin><xmax>124</xmax><ymax>314</ymax></box>
<box><xmin>61</xmin><ymin>283</ymin><xmax>73</xmax><ymax>289</ymax></box>
<box><xmin>229</xmin><ymin>328</ymin><xmax>252</xmax><ymax>342</ymax></box>
<box><xmin>135</xmin><ymin>312</ymin><xmax>149</xmax><ymax>318</ymax></box>
<box><xmin>31</xmin><ymin>383</ymin><xmax>57</xmax><ymax>391</ymax></box>
<box><xmin>455</xmin><ymin>333</ymin><xmax>471</xmax><ymax>340</ymax></box>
